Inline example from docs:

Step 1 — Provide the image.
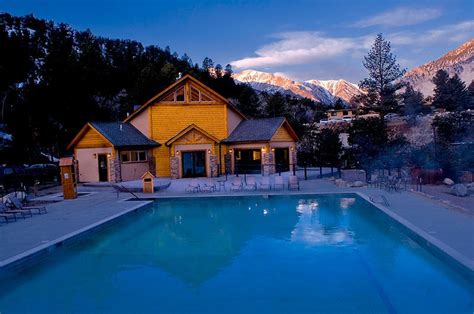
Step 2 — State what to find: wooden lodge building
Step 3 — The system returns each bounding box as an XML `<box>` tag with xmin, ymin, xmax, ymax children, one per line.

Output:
<box><xmin>67</xmin><ymin>75</ymin><xmax>298</xmax><ymax>182</ymax></box>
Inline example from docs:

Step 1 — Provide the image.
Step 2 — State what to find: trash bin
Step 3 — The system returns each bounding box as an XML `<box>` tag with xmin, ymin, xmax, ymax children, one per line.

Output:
<box><xmin>141</xmin><ymin>171</ymin><xmax>155</xmax><ymax>194</ymax></box>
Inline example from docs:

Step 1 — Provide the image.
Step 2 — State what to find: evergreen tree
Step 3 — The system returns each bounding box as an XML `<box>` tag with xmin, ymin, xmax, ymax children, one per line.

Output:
<box><xmin>468</xmin><ymin>80</ymin><xmax>474</xmax><ymax>109</ymax></box>
<box><xmin>180</xmin><ymin>53</ymin><xmax>193</xmax><ymax>67</ymax></box>
<box><xmin>224</xmin><ymin>64</ymin><xmax>233</xmax><ymax>77</ymax></box>
<box><xmin>402</xmin><ymin>84</ymin><xmax>425</xmax><ymax>124</ymax></box>
<box><xmin>432</xmin><ymin>69</ymin><xmax>450</xmax><ymax>109</ymax></box>
<box><xmin>214</xmin><ymin>64</ymin><xmax>223</xmax><ymax>78</ymax></box>
<box><xmin>333</xmin><ymin>98</ymin><xmax>344</xmax><ymax>109</ymax></box>
<box><xmin>433</xmin><ymin>71</ymin><xmax>469</xmax><ymax>111</ymax></box>
<box><xmin>358</xmin><ymin>34</ymin><xmax>406</xmax><ymax>116</ymax></box>
<box><xmin>447</xmin><ymin>74</ymin><xmax>469</xmax><ymax>111</ymax></box>
<box><xmin>263</xmin><ymin>92</ymin><xmax>287</xmax><ymax>117</ymax></box>
<box><xmin>202</xmin><ymin>57</ymin><xmax>214</xmax><ymax>71</ymax></box>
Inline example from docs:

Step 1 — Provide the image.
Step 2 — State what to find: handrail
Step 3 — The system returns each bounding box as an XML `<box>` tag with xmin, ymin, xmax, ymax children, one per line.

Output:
<box><xmin>113</xmin><ymin>184</ymin><xmax>141</xmax><ymax>200</ymax></box>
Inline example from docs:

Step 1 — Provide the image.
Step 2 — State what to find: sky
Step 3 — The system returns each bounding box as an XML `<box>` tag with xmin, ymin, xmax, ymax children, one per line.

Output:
<box><xmin>2</xmin><ymin>0</ymin><xmax>473</xmax><ymax>82</ymax></box>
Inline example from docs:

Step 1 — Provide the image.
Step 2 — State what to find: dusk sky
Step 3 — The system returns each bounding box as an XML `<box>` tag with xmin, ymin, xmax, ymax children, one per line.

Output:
<box><xmin>2</xmin><ymin>0</ymin><xmax>473</xmax><ymax>82</ymax></box>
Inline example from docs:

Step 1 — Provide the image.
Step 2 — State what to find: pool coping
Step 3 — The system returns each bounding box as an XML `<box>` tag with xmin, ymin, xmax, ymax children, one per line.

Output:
<box><xmin>1</xmin><ymin>191</ymin><xmax>472</xmax><ymax>280</ymax></box>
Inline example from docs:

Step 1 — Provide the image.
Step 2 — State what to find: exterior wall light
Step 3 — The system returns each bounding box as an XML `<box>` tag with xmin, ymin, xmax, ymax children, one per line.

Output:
<box><xmin>229</xmin><ymin>149</ymin><xmax>233</xmax><ymax>153</ymax></box>
<box><xmin>290</xmin><ymin>146</ymin><xmax>294</xmax><ymax>151</ymax></box>
<box><xmin>93</xmin><ymin>153</ymin><xmax>97</xmax><ymax>158</ymax></box>
<box><xmin>176</xmin><ymin>150</ymin><xmax>180</xmax><ymax>155</ymax></box>
<box><xmin>207</xmin><ymin>149</ymin><xmax>211</xmax><ymax>154</ymax></box>
<box><xmin>261</xmin><ymin>147</ymin><xmax>266</xmax><ymax>152</ymax></box>
<box><xmin>271</xmin><ymin>148</ymin><xmax>275</xmax><ymax>152</ymax></box>
<box><xmin>107</xmin><ymin>153</ymin><xmax>112</xmax><ymax>158</ymax></box>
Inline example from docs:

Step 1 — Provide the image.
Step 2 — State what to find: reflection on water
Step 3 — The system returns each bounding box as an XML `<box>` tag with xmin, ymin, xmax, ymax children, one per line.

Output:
<box><xmin>292</xmin><ymin>198</ymin><xmax>354</xmax><ymax>246</ymax></box>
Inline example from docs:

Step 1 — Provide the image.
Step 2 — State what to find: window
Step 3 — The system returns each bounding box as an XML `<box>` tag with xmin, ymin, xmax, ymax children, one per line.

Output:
<box><xmin>343</xmin><ymin>110</ymin><xmax>348</xmax><ymax>116</ymax></box>
<box><xmin>121</xmin><ymin>151</ymin><xmax>147</xmax><ymax>163</ymax></box>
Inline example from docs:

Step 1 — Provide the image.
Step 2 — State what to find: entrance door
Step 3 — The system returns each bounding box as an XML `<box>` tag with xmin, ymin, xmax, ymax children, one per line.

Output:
<box><xmin>234</xmin><ymin>149</ymin><xmax>262</xmax><ymax>174</ymax></box>
<box><xmin>274</xmin><ymin>148</ymin><xmax>290</xmax><ymax>172</ymax></box>
<box><xmin>98</xmin><ymin>154</ymin><xmax>109</xmax><ymax>182</ymax></box>
<box><xmin>182</xmin><ymin>151</ymin><xmax>206</xmax><ymax>178</ymax></box>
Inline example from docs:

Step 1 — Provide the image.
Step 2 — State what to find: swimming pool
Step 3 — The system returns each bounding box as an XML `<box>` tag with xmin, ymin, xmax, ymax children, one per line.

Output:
<box><xmin>0</xmin><ymin>194</ymin><xmax>472</xmax><ymax>313</ymax></box>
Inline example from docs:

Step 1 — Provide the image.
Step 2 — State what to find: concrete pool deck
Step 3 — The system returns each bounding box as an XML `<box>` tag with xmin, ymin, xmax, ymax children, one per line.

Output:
<box><xmin>1</xmin><ymin>176</ymin><xmax>473</xmax><ymax>275</ymax></box>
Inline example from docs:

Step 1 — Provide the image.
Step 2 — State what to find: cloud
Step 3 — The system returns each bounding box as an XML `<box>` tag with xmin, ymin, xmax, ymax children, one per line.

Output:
<box><xmin>230</xmin><ymin>20</ymin><xmax>473</xmax><ymax>71</ymax></box>
<box><xmin>231</xmin><ymin>32</ymin><xmax>367</xmax><ymax>69</ymax></box>
<box><xmin>387</xmin><ymin>20</ymin><xmax>474</xmax><ymax>45</ymax></box>
<box><xmin>354</xmin><ymin>7</ymin><xmax>442</xmax><ymax>27</ymax></box>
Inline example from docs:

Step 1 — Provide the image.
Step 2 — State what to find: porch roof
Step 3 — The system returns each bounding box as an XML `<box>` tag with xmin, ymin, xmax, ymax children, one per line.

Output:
<box><xmin>90</xmin><ymin>122</ymin><xmax>160</xmax><ymax>148</ymax></box>
<box><xmin>222</xmin><ymin>117</ymin><xmax>296</xmax><ymax>143</ymax></box>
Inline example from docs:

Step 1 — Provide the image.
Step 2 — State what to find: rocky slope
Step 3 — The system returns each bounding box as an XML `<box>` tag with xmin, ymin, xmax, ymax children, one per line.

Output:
<box><xmin>403</xmin><ymin>39</ymin><xmax>474</xmax><ymax>95</ymax></box>
<box><xmin>233</xmin><ymin>70</ymin><xmax>361</xmax><ymax>104</ymax></box>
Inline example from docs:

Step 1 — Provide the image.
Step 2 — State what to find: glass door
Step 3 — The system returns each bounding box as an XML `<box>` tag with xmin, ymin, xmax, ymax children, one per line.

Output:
<box><xmin>182</xmin><ymin>151</ymin><xmax>206</xmax><ymax>178</ymax></box>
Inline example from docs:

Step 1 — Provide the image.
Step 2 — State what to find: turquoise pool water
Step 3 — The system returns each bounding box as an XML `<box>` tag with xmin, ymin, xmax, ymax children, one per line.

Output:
<box><xmin>0</xmin><ymin>194</ymin><xmax>472</xmax><ymax>313</ymax></box>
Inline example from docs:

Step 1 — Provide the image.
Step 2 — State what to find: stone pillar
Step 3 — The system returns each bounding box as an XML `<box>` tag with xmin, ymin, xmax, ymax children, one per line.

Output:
<box><xmin>109</xmin><ymin>157</ymin><xmax>122</xmax><ymax>182</ymax></box>
<box><xmin>170</xmin><ymin>156</ymin><xmax>180</xmax><ymax>179</ymax></box>
<box><xmin>209</xmin><ymin>155</ymin><xmax>218</xmax><ymax>177</ymax></box>
<box><xmin>148</xmin><ymin>155</ymin><xmax>156</xmax><ymax>177</ymax></box>
<box><xmin>224</xmin><ymin>153</ymin><xmax>232</xmax><ymax>175</ymax></box>
<box><xmin>263</xmin><ymin>152</ymin><xmax>275</xmax><ymax>176</ymax></box>
<box><xmin>291</xmin><ymin>149</ymin><xmax>297</xmax><ymax>171</ymax></box>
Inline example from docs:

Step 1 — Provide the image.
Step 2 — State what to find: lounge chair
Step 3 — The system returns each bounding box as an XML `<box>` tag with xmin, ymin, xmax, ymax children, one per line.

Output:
<box><xmin>2</xmin><ymin>200</ymin><xmax>32</xmax><ymax>219</ymax></box>
<box><xmin>8</xmin><ymin>196</ymin><xmax>46</xmax><ymax>215</ymax></box>
<box><xmin>230</xmin><ymin>177</ymin><xmax>243</xmax><ymax>191</ymax></box>
<box><xmin>274</xmin><ymin>176</ymin><xmax>284</xmax><ymax>190</ymax></box>
<box><xmin>259</xmin><ymin>176</ymin><xmax>271</xmax><ymax>191</ymax></box>
<box><xmin>288</xmin><ymin>175</ymin><xmax>300</xmax><ymax>190</ymax></box>
<box><xmin>0</xmin><ymin>202</ymin><xmax>16</xmax><ymax>223</ymax></box>
<box><xmin>244</xmin><ymin>176</ymin><xmax>257</xmax><ymax>191</ymax></box>
<box><xmin>185</xmin><ymin>179</ymin><xmax>200</xmax><ymax>193</ymax></box>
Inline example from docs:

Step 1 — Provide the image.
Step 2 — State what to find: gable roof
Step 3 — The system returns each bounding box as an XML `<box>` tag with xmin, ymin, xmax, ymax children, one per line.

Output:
<box><xmin>123</xmin><ymin>74</ymin><xmax>246</xmax><ymax>123</ymax></box>
<box><xmin>67</xmin><ymin>122</ymin><xmax>160</xmax><ymax>150</ymax></box>
<box><xmin>165</xmin><ymin>124</ymin><xmax>220</xmax><ymax>146</ymax></box>
<box><xmin>222</xmin><ymin>117</ymin><xmax>298</xmax><ymax>143</ymax></box>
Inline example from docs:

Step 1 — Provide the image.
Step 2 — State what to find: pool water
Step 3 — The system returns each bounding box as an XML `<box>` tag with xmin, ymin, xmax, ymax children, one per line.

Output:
<box><xmin>0</xmin><ymin>194</ymin><xmax>472</xmax><ymax>313</ymax></box>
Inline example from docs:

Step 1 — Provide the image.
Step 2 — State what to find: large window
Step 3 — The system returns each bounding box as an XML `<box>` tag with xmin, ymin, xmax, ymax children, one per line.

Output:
<box><xmin>121</xmin><ymin>151</ymin><xmax>147</xmax><ymax>163</ymax></box>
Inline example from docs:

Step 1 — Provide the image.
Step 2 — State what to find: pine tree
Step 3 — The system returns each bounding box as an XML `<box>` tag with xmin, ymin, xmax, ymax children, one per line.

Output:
<box><xmin>447</xmin><ymin>74</ymin><xmax>469</xmax><ymax>111</ymax></box>
<box><xmin>202</xmin><ymin>57</ymin><xmax>214</xmax><ymax>71</ymax></box>
<box><xmin>432</xmin><ymin>69</ymin><xmax>450</xmax><ymax>109</ymax></box>
<box><xmin>468</xmin><ymin>80</ymin><xmax>474</xmax><ymax>109</ymax></box>
<box><xmin>359</xmin><ymin>34</ymin><xmax>406</xmax><ymax>116</ymax></box>
<box><xmin>263</xmin><ymin>92</ymin><xmax>287</xmax><ymax>117</ymax></box>
<box><xmin>402</xmin><ymin>84</ymin><xmax>425</xmax><ymax>124</ymax></box>
<box><xmin>333</xmin><ymin>98</ymin><xmax>344</xmax><ymax>109</ymax></box>
<box><xmin>224</xmin><ymin>64</ymin><xmax>233</xmax><ymax>77</ymax></box>
<box><xmin>214</xmin><ymin>64</ymin><xmax>223</xmax><ymax>78</ymax></box>
<box><xmin>433</xmin><ymin>71</ymin><xmax>469</xmax><ymax>111</ymax></box>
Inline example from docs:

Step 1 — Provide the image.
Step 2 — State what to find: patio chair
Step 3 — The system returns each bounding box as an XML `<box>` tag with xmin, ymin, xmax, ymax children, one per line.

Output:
<box><xmin>7</xmin><ymin>196</ymin><xmax>46</xmax><ymax>215</ymax></box>
<box><xmin>201</xmin><ymin>179</ymin><xmax>215</xmax><ymax>193</ymax></box>
<box><xmin>185</xmin><ymin>179</ymin><xmax>200</xmax><ymax>193</ymax></box>
<box><xmin>274</xmin><ymin>176</ymin><xmax>284</xmax><ymax>190</ymax></box>
<box><xmin>288</xmin><ymin>175</ymin><xmax>300</xmax><ymax>190</ymax></box>
<box><xmin>259</xmin><ymin>176</ymin><xmax>271</xmax><ymax>191</ymax></box>
<box><xmin>367</xmin><ymin>174</ymin><xmax>379</xmax><ymax>188</ymax></box>
<box><xmin>230</xmin><ymin>177</ymin><xmax>243</xmax><ymax>191</ymax></box>
<box><xmin>244</xmin><ymin>176</ymin><xmax>257</xmax><ymax>191</ymax></box>
<box><xmin>0</xmin><ymin>202</ymin><xmax>16</xmax><ymax>223</ymax></box>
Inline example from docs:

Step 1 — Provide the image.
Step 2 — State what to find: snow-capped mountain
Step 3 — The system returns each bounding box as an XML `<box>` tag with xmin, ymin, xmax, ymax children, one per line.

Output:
<box><xmin>403</xmin><ymin>39</ymin><xmax>474</xmax><ymax>96</ymax></box>
<box><xmin>232</xmin><ymin>70</ymin><xmax>361</xmax><ymax>104</ymax></box>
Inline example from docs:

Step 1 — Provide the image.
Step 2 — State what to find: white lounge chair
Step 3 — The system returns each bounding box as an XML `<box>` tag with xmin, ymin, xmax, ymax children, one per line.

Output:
<box><xmin>288</xmin><ymin>175</ymin><xmax>300</xmax><ymax>190</ymax></box>
<box><xmin>8</xmin><ymin>196</ymin><xmax>46</xmax><ymax>214</ymax></box>
<box><xmin>230</xmin><ymin>177</ymin><xmax>243</xmax><ymax>191</ymax></box>
<box><xmin>259</xmin><ymin>176</ymin><xmax>271</xmax><ymax>191</ymax></box>
<box><xmin>185</xmin><ymin>179</ymin><xmax>200</xmax><ymax>193</ymax></box>
<box><xmin>244</xmin><ymin>176</ymin><xmax>257</xmax><ymax>191</ymax></box>
<box><xmin>274</xmin><ymin>176</ymin><xmax>284</xmax><ymax>190</ymax></box>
